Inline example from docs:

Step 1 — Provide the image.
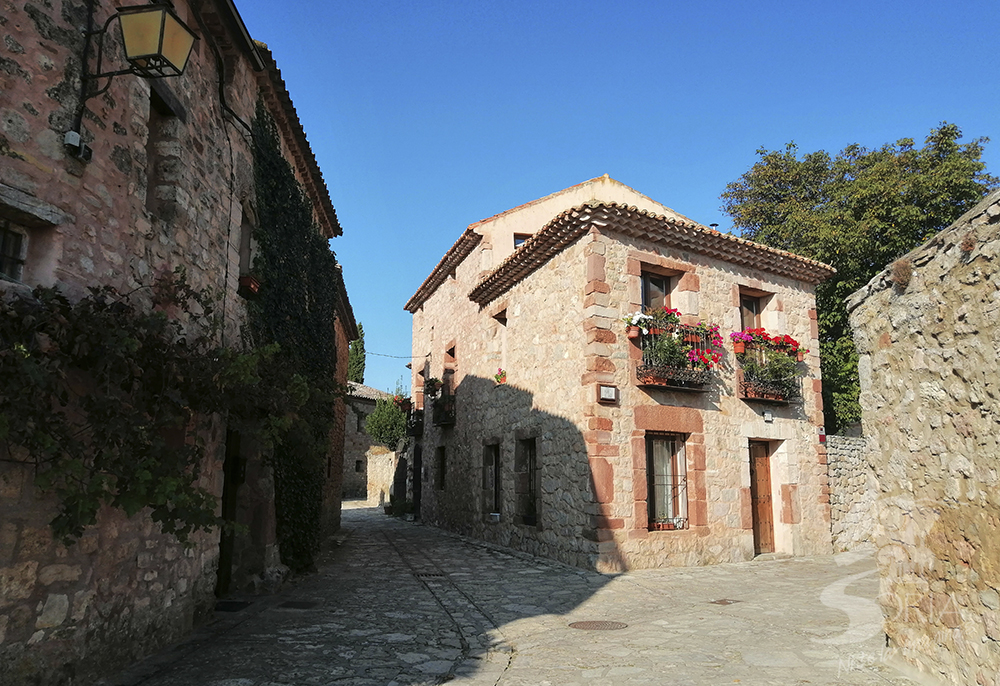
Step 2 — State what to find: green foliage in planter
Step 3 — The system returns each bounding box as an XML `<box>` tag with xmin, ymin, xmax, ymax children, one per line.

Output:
<box><xmin>247</xmin><ymin>100</ymin><xmax>345</xmax><ymax>571</ymax></box>
<box><xmin>645</xmin><ymin>331</ymin><xmax>690</xmax><ymax>368</ymax></box>
<box><xmin>0</xmin><ymin>271</ymin><xmax>306</xmax><ymax>545</ymax></box>
<box><xmin>738</xmin><ymin>347</ymin><xmax>799</xmax><ymax>383</ymax></box>
<box><xmin>365</xmin><ymin>397</ymin><xmax>406</xmax><ymax>449</ymax></box>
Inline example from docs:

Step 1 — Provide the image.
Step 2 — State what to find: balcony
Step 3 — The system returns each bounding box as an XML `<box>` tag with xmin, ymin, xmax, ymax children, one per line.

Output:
<box><xmin>636</xmin><ymin>324</ymin><xmax>717</xmax><ymax>390</ymax></box>
<box><xmin>734</xmin><ymin>340</ymin><xmax>803</xmax><ymax>404</ymax></box>
<box><xmin>432</xmin><ymin>394</ymin><xmax>456</xmax><ymax>426</ymax></box>
<box><xmin>406</xmin><ymin>409</ymin><xmax>424</xmax><ymax>436</ymax></box>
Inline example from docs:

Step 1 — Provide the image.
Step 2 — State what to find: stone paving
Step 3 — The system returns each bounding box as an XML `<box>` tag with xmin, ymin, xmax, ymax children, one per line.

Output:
<box><xmin>105</xmin><ymin>502</ymin><xmax>912</xmax><ymax>686</ymax></box>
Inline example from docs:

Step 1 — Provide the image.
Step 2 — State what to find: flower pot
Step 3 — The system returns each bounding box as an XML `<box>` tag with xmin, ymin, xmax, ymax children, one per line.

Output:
<box><xmin>733</xmin><ymin>341</ymin><xmax>745</xmax><ymax>353</ymax></box>
<box><xmin>684</xmin><ymin>334</ymin><xmax>700</xmax><ymax>344</ymax></box>
<box><xmin>238</xmin><ymin>274</ymin><xmax>261</xmax><ymax>299</ymax></box>
<box><xmin>649</xmin><ymin>327</ymin><xmax>666</xmax><ymax>336</ymax></box>
<box><xmin>796</xmin><ymin>351</ymin><xmax>804</xmax><ymax>362</ymax></box>
<box><xmin>627</xmin><ymin>326</ymin><xmax>640</xmax><ymax>339</ymax></box>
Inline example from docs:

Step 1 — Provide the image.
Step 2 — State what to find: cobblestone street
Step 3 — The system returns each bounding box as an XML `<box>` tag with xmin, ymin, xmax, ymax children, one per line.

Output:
<box><xmin>107</xmin><ymin>503</ymin><xmax>911</xmax><ymax>686</ymax></box>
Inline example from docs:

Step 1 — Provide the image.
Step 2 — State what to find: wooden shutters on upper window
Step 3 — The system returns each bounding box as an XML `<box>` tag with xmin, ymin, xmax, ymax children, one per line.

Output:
<box><xmin>642</xmin><ymin>272</ymin><xmax>671</xmax><ymax>310</ymax></box>
<box><xmin>740</xmin><ymin>295</ymin><xmax>762</xmax><ymax>330</ymax></box>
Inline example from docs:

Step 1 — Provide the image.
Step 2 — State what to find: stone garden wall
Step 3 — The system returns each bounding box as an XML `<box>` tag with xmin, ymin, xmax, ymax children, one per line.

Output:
<box><xmin>848</xmin><ymin>189</ymin><xmax>1000</xmax><ymax>686</ymax></box>
<box><xmin>825</xmin><ymin>434</ymin><xmax>876</xmax><ymax>551</ymax></box>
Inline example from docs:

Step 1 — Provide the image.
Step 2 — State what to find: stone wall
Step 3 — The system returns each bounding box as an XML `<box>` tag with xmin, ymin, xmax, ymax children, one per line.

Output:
<box><xmin>409</xmin><ymin>179</ymin><xmax>832</xmax><ymax>572</ymax></box>
<box><xmin>848</xmin><ymin>190</ymin><xmax>1000</xmax><ymax>686</ymax></box>
<box><xmin>0</xmin><ymin>1</ymin><xmax>348</xmax><ymax>682</ymax></box>
<box><xmin>826</xmin><ymin>434</ymin><xmax>876</xmax><ymax>551</ymax></box>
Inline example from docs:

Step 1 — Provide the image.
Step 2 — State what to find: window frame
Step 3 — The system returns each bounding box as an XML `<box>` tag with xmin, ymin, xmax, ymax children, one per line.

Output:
<box><xmin>515</xmin><ymin>437</ymin><xmax>539</xmax><ymax>527</ymax></box>
<box><xmin>646</xmin><ymin>433</ymin><xmax>688</xmax><ymax>531</ymax></box>
<box><xmin>482</xmin><ymin>443</ymin><xmax>501</xmax><ymax>515</ymax></box>
<box><xmin>0</xmin><ymin>219</ymin><xmax>27</xmax><ymax>282</ymax></box>
<box><xmin>641</xmin><ymin>271</ymin><xmax>672</xmax><ymax>310</ymax></box>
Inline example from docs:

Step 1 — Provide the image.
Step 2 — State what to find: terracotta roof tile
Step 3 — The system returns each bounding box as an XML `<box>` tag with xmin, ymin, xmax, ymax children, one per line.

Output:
<box><xmin>468</xmin><ymin>202</ymin><xmax>836</xmax><ymax>306</ymax></box>
<box><xmin>348</xmin><ymin>382</ymin><xmax>393</xmax><ymax>401</ymax></box>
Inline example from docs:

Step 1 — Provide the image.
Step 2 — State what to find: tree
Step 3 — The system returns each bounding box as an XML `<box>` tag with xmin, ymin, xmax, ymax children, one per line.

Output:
<box><xmin>365</xmin><ymin>397</ymin><xmax>406</xmax><ymax>449</ymax></box>
<box><xmin>721</xmin><ymin>123</ymin><xmax>997</xmax><ymax>433</ymax></box>
<box><xmin>348</xmin><ymin>323</ymin><xmax>366</xmax><ymax>384</ymax></box>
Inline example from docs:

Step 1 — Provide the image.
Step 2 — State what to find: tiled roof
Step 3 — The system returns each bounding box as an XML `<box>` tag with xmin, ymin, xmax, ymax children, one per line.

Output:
<box><xmin>348</xmin><ymin>382</ymin><xmax>393</xmax><ymax>401</ymax></box>
<box><xmin>403</xmin><ymin>229</ymin><xmax>482</xmax><ymax>313</ymax></box>
<box><xmin>468</xmin><ymin>202</ymin><xmax>837</xmax><ymax>306</ymax></box>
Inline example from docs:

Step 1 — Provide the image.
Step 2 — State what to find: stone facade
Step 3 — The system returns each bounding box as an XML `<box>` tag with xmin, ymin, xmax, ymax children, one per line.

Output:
<box><xmin>406</xmin><ymin>176</ymin><xmax>834</xmax><ymax>572</ymax></box>
<box><xmin>0</xmin><ymin>2</ymin><xmax>354</xmax><ymax>683</ymax></box>
<box><xmin>826</xmin><ymin>434</ymin><xmax>876</xmax><ymax>551</ymax></box>
<box><xmin>848</xmin><ymin>189</ymin><xmax>1000</xmax><ymax>686</ymax></box>
<box><xmin>342</xmin><ymin>382</ymin><xmax>397</xmax><ymax>504</ymax></box>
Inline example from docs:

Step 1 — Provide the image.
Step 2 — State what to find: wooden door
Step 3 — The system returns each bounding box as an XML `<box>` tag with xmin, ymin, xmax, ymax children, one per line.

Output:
<box><xmin>748</xmin><ymin>441</ymin><xmax>774</xmax><ymax>555</ymax></box>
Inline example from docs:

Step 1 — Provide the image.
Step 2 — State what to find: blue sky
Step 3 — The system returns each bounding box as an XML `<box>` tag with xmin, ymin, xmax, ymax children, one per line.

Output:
<box><xmin>235</xmin><ymin>0</ymin><xmax>999</xmax><ymax>394</ymax></box>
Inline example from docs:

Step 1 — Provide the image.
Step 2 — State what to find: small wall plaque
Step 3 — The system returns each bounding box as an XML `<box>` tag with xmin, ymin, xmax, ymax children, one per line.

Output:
<box><xmin>598</xmin><ymin>385</ymin><xmax>618</xmax><ymax>403</ymax></box>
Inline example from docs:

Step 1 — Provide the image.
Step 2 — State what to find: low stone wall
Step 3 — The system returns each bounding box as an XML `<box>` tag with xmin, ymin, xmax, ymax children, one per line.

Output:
<box><xmin>826</xmin><ymin>434</ymin><xmax>876</xmax><ymax>551</ymax></box>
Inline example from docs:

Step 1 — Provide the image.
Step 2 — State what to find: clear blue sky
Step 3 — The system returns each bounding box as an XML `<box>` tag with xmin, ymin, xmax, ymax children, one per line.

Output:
<box><xmin>235</xmin><ymin>0</ymin><xmax>999</xmax><ymax>394</ymax></box>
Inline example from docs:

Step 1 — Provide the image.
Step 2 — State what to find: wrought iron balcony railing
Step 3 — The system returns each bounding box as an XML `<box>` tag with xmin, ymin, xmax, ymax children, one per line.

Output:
<box><xmin>406</xmin><ymin>409</ymin><xmax>424</xmax><ymax>436</ymax></box>
<box><xmin>735</xmin><ymin>342</ymin><xmax>803</xmax><ymax>403</ymax></box>
<box><xmin>636</xmin><ymin>324</ymin><xmax>715</xmax><ymax>390</ymax></box>
<box><xmin>432</xmin><ymin>394</ymin><xmax>456</xmax><ymax>426</ymax></box>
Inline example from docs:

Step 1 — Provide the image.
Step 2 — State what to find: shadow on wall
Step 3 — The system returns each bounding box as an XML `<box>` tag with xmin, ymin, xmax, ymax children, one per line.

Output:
<box><xmin>411</xmin><ymin>374</ymin><xmax>625</xmax><ymax>574</ymax></box>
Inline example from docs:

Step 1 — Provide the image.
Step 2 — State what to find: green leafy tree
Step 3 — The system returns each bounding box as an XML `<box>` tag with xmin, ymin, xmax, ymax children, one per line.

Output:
<box><xmin>365</xmin><ymin>398</ymin><xmax>406</xmax><ymax>449</ymax></box>
<box><xmin>348</xmin><ymin>323</ymin><xmax>365</xmax><ymax>383</ymax></box>
<box><xmin>721</xmin><ymin>123</ymin><xmax>997</xmax><ymax>433</ymax></box>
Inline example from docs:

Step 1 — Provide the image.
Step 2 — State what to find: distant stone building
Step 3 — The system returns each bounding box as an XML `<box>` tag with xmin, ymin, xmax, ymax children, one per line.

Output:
<box><xmin>343</xmin><ymin>382</ymin><xmax>398</xmax><ymax>504</ymax></box>
<box><xmin>404</xmin><ymin>176</ymin><xmax>835</xmax><ymax>572</ymax></box>
<box><xmin>0</xmin><ymin>1</ymin><xmax>355</xmax><ymax>683</ymax></box>
<box><xmin>848</xmin><ymin>189</ymin><xmax>1000</xmax><ymax>686</ymax></box>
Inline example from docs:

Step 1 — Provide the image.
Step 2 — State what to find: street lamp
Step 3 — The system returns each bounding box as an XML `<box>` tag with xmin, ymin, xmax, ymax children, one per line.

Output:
<box><xmin>66</xmin><ymin>2</ymin><xmax>199</xmax><ymax>160</ymax></box>
<box><xmin>116</xmin><ymin>4</ymin><xmax>199</xmax><ymax>78</ymax></box>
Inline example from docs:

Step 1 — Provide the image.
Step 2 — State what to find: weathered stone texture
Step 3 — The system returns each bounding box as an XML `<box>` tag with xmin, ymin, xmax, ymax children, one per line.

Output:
<box><xmin>848</xmin><ymin>189</ymin><xmax>1000</xmax><ymax>686</ymax></box>
<box><xmin>826</xmin><ymin>434</ymin><xmax>876</xmax><ymax>551</ymax></box>
<box><xmin>0</xmin><ymin>1</ymin><xmax>351</xmax><ymax>683</ymax></box>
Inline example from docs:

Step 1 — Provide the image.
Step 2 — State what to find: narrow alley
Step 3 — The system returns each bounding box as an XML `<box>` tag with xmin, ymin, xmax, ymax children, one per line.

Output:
<box><xmin>106</xmin><ymin>503</ymin><xmax>909</xmax><ymax>686</ymax></box>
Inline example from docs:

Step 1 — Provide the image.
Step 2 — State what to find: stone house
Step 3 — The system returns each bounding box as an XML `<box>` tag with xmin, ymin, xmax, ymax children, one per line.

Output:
<box><xmin>0</xmin><ymin>1</ymin><xmax>355</xmax><ymax>683</ymax></box>
<box><xmin>404</xmin><ymin>176</ymin><xmax>835</xmax><ymax>572</ymax></box>
<box><xmin>848</xmin><ymin>189</ymin><xmax>1000</xmax><ymax>686</ymax></box>
<box><xmin>343</xmin><ymin>381</ymin><xmax>399</xmax><ymax>505</ymax></box>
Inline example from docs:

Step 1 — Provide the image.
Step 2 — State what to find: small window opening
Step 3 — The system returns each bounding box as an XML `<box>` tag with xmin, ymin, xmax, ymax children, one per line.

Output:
<box><xmin>483</xmin><ymin>444</ymin><xmax>501</xmax><ymax>514</ymax></box>
<box><xmin>513</xmin><ymin>233</ymin><xmax>531</xmax><ymax>248</ymax></box>
<box><xmin>0</xmin><ymin>221</ymin><xmax>26</xmax><ymax>281</ymax></box>
<box><xmin>354</xmin><ymin>460</ymin><xmax>363</xmax><ymax>473</ymax></box>
<box><xmin>515</xmin><ymin>438</ymin><xmax>539</xmax><ymax>526</ymax></box>
<box><xmin>641</xmin><ymin>272</ymin><xmax>671</xmax><ymax>310</ymax></box>
<box><xmin>436</xmin><ymin>447</ymin><xmax>447</xmax><ymax>490</ymax></box>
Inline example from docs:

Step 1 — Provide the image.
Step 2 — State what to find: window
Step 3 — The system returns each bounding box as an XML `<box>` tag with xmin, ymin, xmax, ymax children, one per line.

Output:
<box><xmin>354</xmin><ymin>460</ymin><xmax>363</xmax><ymax>473</ymax></box>
<box><xmin>493</xmin><ymin>308</ymin><xmax>507</xmax><ymax>326</ymax></box>
<box><xmin>356</xmin><ymin>411</ymin><xmax>365</xmax><ymax>433</ymax></box>
<box><xmin>641</xmin><ymin>272</ymin><xmax>671</xmax><ymax>310</ymax></box>
<box><xmin>238</xmin><ymin>215</ymin><xmax>254</xmax><ymax>277</ymax></box>
<box><xmin>435</xmin><ymin>446</ymin><xmax>447</xmax><ymax>490</ymax></box>
<box><xmin>647</xmin><ymin>434</ymin><xmax>687</xmax><ymax>530</ymax></box>
<box><xmin>483</xmin><ymin>444</ymin><xmax>501</xmax><ymax>514</ymax></box>
<box><xmin>0</xmin><ymin>220</ymin><xmax>26</xmax><ymax>281</ymax></box>
<box><xmin>740</xmin><ymin>295</ymin><xmax>762</xmax><ymax>330</ymax></box>
<box><xmin>513</xmin><ymin>233</ymin><xmax>531</xmax><ymax>248</ymax></box>
<box><xmin>515</xmin><ymin>438</ymin><xmax>539</xmax><ymax>526</ymax></box>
